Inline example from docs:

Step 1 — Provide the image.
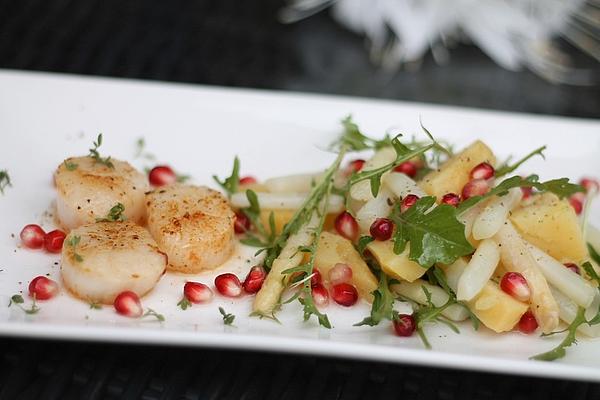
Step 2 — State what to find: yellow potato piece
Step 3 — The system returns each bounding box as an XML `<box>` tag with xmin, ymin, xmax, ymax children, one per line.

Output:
<box><xmin>367</xmin><ymin>240</ymin><xmax>427</xmax><ymax>282</ymax></box>
<box><xmin>314</xmin><ymin>232</ymin><xmax>378</xmax><ymax>301</ymax></box>
<box><xmin>510</xmin><ymin>193</ymin><xmax>587</xmax><ymax>263</ymax></box>
<box><xmin>467</xmin><ymin>282</ymin><xmax>528</xmax><ymax>333</ymax></box>
<box><xmin>259</xmin><ymin>210</ymin><xmax>335</xmax><ymax>236</ymax></box>
<box><xmin>420</xmin><ymin>140</ymin><xmax>496</xmax><ymax>199</ymax></box>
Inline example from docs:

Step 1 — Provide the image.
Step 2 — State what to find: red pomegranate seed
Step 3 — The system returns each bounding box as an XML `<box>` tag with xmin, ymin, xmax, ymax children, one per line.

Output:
<box><xmin>393</xmin><ymin>314</ymin><xmax>416</xmax><ymax>337</ymax></box>
<box><xmin>331</xmin><ymin>283</ymin><xmax>358</xmax><ymax>307</ymax></box>
<box><xmin>564</xmin><ymin>263</ymin><xmax>581</xmax><ymax>275</ymax></box>
<box><xmin>234</xmin><ymin>211</ymin><xmax>251</xmax><ymax>234</ymax></box>
<box><xmin>310</xmin><ymin>269</ymin><xmax>322</xmax><ymax>287</ymax></box>
<box><xmin>393</xmin><ymin>161</ymin><xmax>418</xmax><ymax>178</ymax></box>
<box><xmin>500</xmin><ymin>272</ymin><xmax>531</xmax><ymax>302</ymax></box>
<box><xmin>461</xmin><ymin>179</ymin><xmax>490</xmax><ymax>200</ymax></box>
<box><xmin>148</xmin><ymin>165</ymin><xmax>177</xmax><ymax>187</ymax></box>
<box><xmin>521</xmin><ymin>186</ymin><xmax>533</xmax><ymax>199</ymax></box>
<box><xmin>328</xmin><ymin>263</ymin><xmax>353</xmax><ymax>285</ymax></box>
<box><xmin>441</xmin><ymin>193</ymin><xmax>460</xmax><ymax>207</ymax></box>
<box><xmin>28</xmin><ymin>276</ymin><xmax>59</xmax><ymax>300</ymax></box>
<box><xmin>346</xmin><ymin>159</ymin><xmax>366</xmax><ymax>175</ymax></box>
<box><xmin>312</xmin><ymin>284</ymin><xmax>329</xmax><ymax>307</ymax></box>
<box><xmin>518</xmin><ymin>310</ymin><xmax>538</xmax><ymax>334</ymax></box>
<box><xmin>569</xmin><ymin>197</ymin><xmax>583</xmax><ymax>215</ymax></box>
<box><xmin>580</xmin><ymin>177</ymin><xmax>599</xmax><ymax>194</ymax></box>
<box><xmin>334</xmin><ymin>211</ymin><xmax>359</xmax><ymax>241</ymax></box>
<box><xmin>214</xmin><ymin>273</ymin><xmax>243</xmax><ymax>297</ymax></box>
<box><xmin>20</xmin><ymin>224</ymin><xmax>46</xmax><ymax>249</ymax></box>
<box><xmin>239</xmin><ymin>176</ymin><xmax>257</xmax><ymax>185</ymax></box>
<box><xmin>44</xmin><ymin>230</ymin><xmax>66</xmax><ymax>253</ymax></box>
<box><xmin>370</xmin><ymin>218</ymin><xmax>394</xmax><ymax>241</ymax></box>
<box><xmin>401</xmin><ymin>194</ymin><xmax>420</xmax><ymax>213</ymax></box>
<box><xmin>242</xmin><ymin>265</ymin><xmax>267</xmax><ymax>294</ymax></box>
<box><xmin>470</xmin><ymin>162</ymin><xmax>495</xmax><ymax>180</ymax></box>
<box><xmin>114</xmin><ymin>291</ymin><xmax>143</xmax><ymax>318</ymax></box>
<box><xmin>184</xmin><ymin>281</ymin><xmax>213</xmax><ymax>303</ymax></box>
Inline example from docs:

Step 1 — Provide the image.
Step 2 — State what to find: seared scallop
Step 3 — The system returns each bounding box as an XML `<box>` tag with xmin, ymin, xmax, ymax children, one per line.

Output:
<box><xmin>145</xmin><ymin>184</ymin><xmax>235</xmax><ymax>273</ymax></box>
<box><xmin>55</xmin><ymin>156</ymin><xmax>148</xmax><ymax>230</ymax></box>
<box><xmin>61</xmin><ymin>221</ymin><xmax>167</xmax><ymax>304</ymax></box>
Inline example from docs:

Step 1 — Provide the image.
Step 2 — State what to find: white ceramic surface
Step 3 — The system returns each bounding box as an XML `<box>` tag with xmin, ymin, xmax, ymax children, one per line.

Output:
<box><xmin>1</xmin><ymin>70</ymin><xmax>599</xmax><ymax>381</ymax></box>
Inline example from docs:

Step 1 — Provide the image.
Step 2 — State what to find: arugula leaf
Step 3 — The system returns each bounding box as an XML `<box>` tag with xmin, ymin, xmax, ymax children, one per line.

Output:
<box><xmin>219</xmin><ymin>307</ymin><xmax>235</xmax><ymax>325</ymax></box>
<box><xmin>531</xmin><ymin>307</ymin><xmax>586</xmax><ymax>361</ymax></box>
<box><xmin>354</xmin><ymin>272</ymin><xmax>395</xmax><ymax>326</ymax></box>
<box><xmin>495</xmin><ymin>146</ymin><xmax>546</xmax><ymax>177</ymax></box>
<box><xmin>582</xmin><ymin>261</ymin><xmax>600</xmax><ymax>287</ymax></box>
<box><xmin>390</xmin><ymin>197</ymin><xmax>474</xmax><ymax>268</ymax></box>
<box><xmin>143</xmin><ymin>308</ymin><xmax>165</xmax><ymax>322</ymax></box>
<box><xmin>213</xmin><ymin>156</ymin><xmax>240</xmax><ymax>197</ymax></box>
<box><xmin>96</xmin><ymin>203</ymin><xmax>126</xmax><ymax>222</ymax></box>
<box><xmin>88</xmin><ymin>134</ymin><xmax>114</xmax><ymax>168</ymax></box>
<box><xmin>411</xmin><ymin>286</ymin><xmax>459</xmax><ymax>349</ymax></box>
<box><xmin>0</xmin><ymin>170</ymin><xmax>11</xmax><ymax>194</ymax></box>
<box><xmin>588</xmin><ymin>243</ymin><xmax>600</xmax><ymax>266</ymax></box>
<box><xmin>356</xmin><ymin>235</ymin><xmax>374</xmax><ymax>255</ymax></box>
<box><xmin>334</xmin><ymin>115</ymin><xmax>391</xmax><ymax>151</ymax></box>
<box><xmin>457</xmin><ymin>175</ymin><xmax>584</xmax><ymax>214</ymax></box>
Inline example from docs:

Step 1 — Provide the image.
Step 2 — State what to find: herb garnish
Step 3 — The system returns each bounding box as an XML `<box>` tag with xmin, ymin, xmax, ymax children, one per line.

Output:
<box><xmin>143</xmin><ymin>308</ymin><xmax>165</xmax><ymax>322</ymax></box>
<box><xmin>8</xmin><ymin>294</ymin><xmax>40</xmax><ymax>315</ymax></box>
<box><xmin>177</xmin><ymin>298</ymin><xmax>191</xmax><ymax>310</ymax></box>
<box><xmin>495</xmin><ymin>146</ymin><xmax>546</xmax><ymax>178</ymax></box>
<box><xmin>96</xmin><ymin>203</ymin><xmax>126</xmax><ymax>222</ymax></box>
<box><xmin>532</xmin><ymin>307</ymin><xmax>586</xmax><ymax>361</ymax></box>
<box><xmin>88</xmin><ymin>134</ymin><xmax>114</xmax><ymax>168</ymax></box>
<box><xmin>219</xmin><ymin>307</ymin><xmax>235</xmax><ymax>325</ymax></box>
<box><xmin>237</xmin><ymin>190</ymin><xmax>276</xmax><ymax>251</ymax></box>
<box><xmin>0</xmin><ymin>170</ymin><xmax>12</xmax><ymax>194</ymax></box>
<box><xmin>89</xmin><ymin>302</ymin><xmax>102</xmax><ymax>310</ymax></box>
<box><xmin>64</xmin><ymin>160</ymin><xmax>78</xmax><ymax>171</ymax></box>
<box><xmin>588</xmin><ymin>243</ymin><xmax>600</xmax><ymax>267</ymax></box>
<box><xmin>65</xmin><ymin>235</ymin><xmax>84</xmax><ymax>262</ymax></box>
<box><xmin>582</xmin><ymin>261</ymin><xmax>600</xmax><ymax>287</ymax></box>
<box><xmin>213</xmin><ymin>156</ymin><xmax>240</xmax><ymax>197</ymax></box>
<box><xmin>134</xmin><ymin>138</ymin><xmax>156</xmax><ymax>160</ymax></box>
<box><xmin>336</xmin><ymin>116</ymin><xmax>391</xmax><ymax>151</ymax></box>
<box><xmin>390</xmin><ymin>197</ymin><xmax>474</xmax><ymax>268</ymax></box>
<box><xmin>354</xmin><ymin>272</ymin><xmax>395</xmax><ymax>326</ymax></box>
<box><xmin>411</xmin><ymin>287</ymin><xmax>460</xmax><ymax>349</ymax></box>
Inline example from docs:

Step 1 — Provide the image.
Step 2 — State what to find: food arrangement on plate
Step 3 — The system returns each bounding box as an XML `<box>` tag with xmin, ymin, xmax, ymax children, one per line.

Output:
<box><xmin>7</xmin><ymin>117</ymin><xmax>600</xmax><ymax>361</ymax></box>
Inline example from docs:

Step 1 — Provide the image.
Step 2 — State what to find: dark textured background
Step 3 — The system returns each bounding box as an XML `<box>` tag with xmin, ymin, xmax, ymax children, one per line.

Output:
<box><xmin>1</xmin><ymin>0</ymin><xmax>600</xmax><ymax>398</ymax></box>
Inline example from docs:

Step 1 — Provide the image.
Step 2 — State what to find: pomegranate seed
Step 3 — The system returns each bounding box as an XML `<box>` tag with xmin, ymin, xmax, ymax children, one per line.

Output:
<box><xmin>393</xmin><ymin>161</ymin><xmax>418</xmax><ymax>178</ymax></box>
<box><xmin>242</xmin><ymin>265</ymin><xmax>267</xmax><ymax>294</ymax></box>
<box><xmin>569</xmin><ymin>197</ymin><xmax>583</xmax><ymax>215</ymax></box>
<box><xmin>310</xmin><ymin>269</ymin><xmax>322</xmax><ymax>287</ymax></box>
<box><xmin>239</xmin><ymin>176</ymin><xmax>257</xmax><ymax>185</ymax></box>
<box><xmin>470</xmin><ymin>162</ymin><xmax>495</xmax><ymax>180</ymax></box>
<box><xmin>346</xmin><ymin>159</ymin><xmax>365</xmax><ymax>175</ymax></box>
<box><xmin>393</xmin><ymin>314</ymin><xmax>416</xmax><ymax>337</ymax></box>
<box><xmin>312</xmin><ymin>284</ymin><xmax>329</xmax><ymax>307</ymax></box>
<box><xmin>331</xmin><ymin>283</ymin><xmax>358</xmax><ymax>307</ymax></box>
<box><xmin>518</xmin><ymin>310</ymin><xmax>538</xmax><ymax>334</ymax></box>
<box><xmin>328</xmin><ymin>263</ymin><xmax>353</xmax><ymax>284</ymax></box>
<box><xmin>20</xmin><ymin>224</ymin><xmax>46</xmax><ymax>249</ymax></box>
<box><xmin>580</xmin><ymin>177</ymin><xmax>599</xmax><ymax>194</ymax></box>
<box><xmin>370</xmin><ymin>218</ymin><xmax>394</xmax><ymax>241</ymax></box>
<box><xmin>44</xmin><ymin>229</ymin><xmax>66</xmax><ymax>253</ymax></box>
<box><xmin>461</xmin><ymin>179</ymin><xmax>490</xmax><ymax>200</ymax></box>
<box><xmin>441</xmin><ymin>193</ymin><xmax>460</xmax><ymax>207</ymax></box>
<box><xmin>500</xmin><ymin>272</ymin><xmax>531</xmax><ymax>302</ymax></box>
<box><xmin>401</xmin><ymin>194</ymin><xmax>420</xmax><ymax>213</ymax></box>
<box><xmin>184</xmin><ymin>281</ymin><xmax>213</xmax><ymax>303</ymax></box>
<box><xmin>521</xmin><ymin>186</ymin><xmax>533</xmax><ymax>199</ymax></box>
<box><xmin>148</xmin><ymin>165</ymin><xmax>177</xmax><ymax>187</ymax></box>
<box><xmin>334</xmin><ymin>211</ymin><xmax>359</xmax><ymax>241</ymax></box>
<box><xmin>28</xmin><ymin>276</ymin><xmax>59</xmax><ymax>300</ymax></box>
<box><xmin>234</xmin><ymin>211</ymin><xmax>251</xmax><ymax>234</ymax></box>
<box><xmin>214</xmin><ymin>273</ymin><xmax>243</xmax><ymax>297</ymax></box>
<box><xmin>564</xmin><ymin>263</ymin><xmax>581</xmax><ymax>275</ymax></box>
<box><xmin>114</xmin><ymin>291</ymin><xmax>143</xmax><ymax>318</ymax></box>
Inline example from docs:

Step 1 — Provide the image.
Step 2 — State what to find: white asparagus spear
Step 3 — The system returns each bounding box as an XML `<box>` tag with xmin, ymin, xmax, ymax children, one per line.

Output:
<box><xmin>459</xmin><ymin>203</ymin><xmax>484</xmax><ymax>243</ymax></box>
<box><xmin>528</xmin><ymin>244</ymin><xmax>596</xmax><ymax>308</ymax></box>
<box><xmin>439</xmin><ymin>258</ymin><xmax>469</xmax><ymax>292</ymax></box>
<box><xmin>230</xmin><ymin>192</ymin><xmax>344</xmax><ymax>213</ymax></box>
<box><xmin>494</xmin><ymin>221</ymin><xmax>559</xmax><ymax>333</ymax></box>
<box><xmin>382</xmin><ymin>172</ymin><xmax>427</xmax><ymax>199</ymax></box>
<box><xmin>264</xmin><ymin>173</ymin><xmax>322</xmax><ymax>193</ymax></box>
<box><xmin>472</xmin><ymin>188</ymin><xmax>523</xmax><ymax>240</ymax></box>
<box><xmin>391</xmin><ymin>280</ymin><xmax>469</xmax><ymax>322</ymax></box>
<box><xmin>550</xmin><ymin>287</ymin><xmax>600</xmax><ymax>337</ymax></box>
<box><xmin>355</xmin><ymin>187</ymin><xmax>395</xmax><ymax>233</ymax></box>
<box><xmin>456</xmin><ymin>239</ymin><xmax>501</xmax><ymax>301</ymax></box>
<box><xmin>349</xmin><ymin>147</ymin><xmax>396</xmax><ymax>202</ymax></box>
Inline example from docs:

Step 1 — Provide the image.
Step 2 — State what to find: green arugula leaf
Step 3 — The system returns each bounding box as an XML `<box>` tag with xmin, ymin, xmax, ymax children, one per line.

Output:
<box><xmin>354</xmin><ymin>272</ymin><xmax>395</xmax><ymax>326</ymax></box>
<box><xmin>582</xmin><ymin>261</ymin><xmax>600</xmax><ymax>287</ymax></box>
<box><xmin>390</xmin><ymin>197</ymin><xmax>474</xmax><ymax>268</ymax></box>
<box><xmin>213</xmin><ymin>156</ymin><xmax>240</xmax><ymax>197</ymax></box>
<box><xmin>531</xmin><ymin>307</ymin><xmax>585</xmax><ymax>361</ymax></box>
<box><xmin>219</xmin><ymin>307</ymin><xmax>235</xmax><ymax>325</ymax></box>
<box><xmin>457</xmin><ymin>175</ymin><xmax>584</xmax><ymax>214</ymax></box>
<box><xmin>0</xmin><ymin>170</ymin><xmax>11</xmax><ymax>195</ymax></box>
<box><xmin>142</xmin><ymin>308</ymin><xmax>165</xmax><ymax>322</ymax></box>
<box><xmin>588</xmin><ymin>243</ymin><xmax>600</xmax><ymax>266</ymax></box>
<box><xmin>96</xmin><ymin>203</ymin><xmax>126</xmax><ymax>222</ymax></box>
<box><xmin>334</xmin><ymin>115</ymin><xmax>392</xmax><ymax>151</ymax></box>
<box><xmin>88</xmin><ymin>133</ymin><xmax>114</xmax><ymax>168</ymax></box>
<box><xmin>495</xmin><ymin>146</ymin><xmax>546</xmax><ymax>177</ymax></box>
<box><xmin>356</xmin><ymin>235</ymin><xmax>375</xmax><ymax>255</ymax></box>
<box><xmin>411</xmin><ymin>286</ymin><xmax>459</xmax><ymax>349</ymax></box>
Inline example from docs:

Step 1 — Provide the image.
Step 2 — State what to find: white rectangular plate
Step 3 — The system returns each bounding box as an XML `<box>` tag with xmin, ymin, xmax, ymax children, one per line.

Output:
<box><xmin>1</xmin><ymin>70</ymin><xmax>599</xmax><ymax>381</ymax></box>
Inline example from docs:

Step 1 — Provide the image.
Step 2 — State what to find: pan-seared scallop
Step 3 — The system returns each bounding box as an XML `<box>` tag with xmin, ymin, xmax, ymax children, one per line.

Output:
<box><xmin>61</xmin><ymin>221</ymin><xmax>167</xmax><ymax>304</ymax></box>
<box><xmin>145</xmin><ymin>184</ymin><xmax>235</xmax><ymax>273</ymax></box>
<box><xmin>55</xmin><ymin>156</ymin><xmax>148</xmax><ymax>230</ymax></box>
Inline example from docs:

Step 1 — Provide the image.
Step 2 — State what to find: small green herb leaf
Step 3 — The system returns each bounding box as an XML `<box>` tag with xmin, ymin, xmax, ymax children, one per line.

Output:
<box><xmin>88</xmin><ymin>134</ymin><xmax>114</xmax><ymax>168</ymax></box>
<box><xmin>64</xmin><ymin>160</ymin><xmax>78</xmax><ymax>171</ymax></box>
<box><xmin>587</xmin><ymin>243</ymin><xmax>600</xmax><ymax>266</ymax></box>
<box><xmin>531</xmin><ymin>307</ymin><xmax>585</xmax><ymax>361</ymax></box>
<box><xmin>177</xmin><ymin>298</ymin><xmax>191</xmax><ymax>310</ymax></box>
<box><xmin>219</xmin><ymin>307</ymin><xmax>235</xmax><ymax>325</ymax></box>
<box><xmin>9</xmin><ymin>294</ymin><xmax>40</xmax><ymax>314</ymax></box>
<box><xmin>354</xmin><ymin>272</ymin><xmax>395</xmax><ymax>326</ymax></box>
<box><xmin>143</xmin><ymin>308</ymin><xmax>165</xmax><ymax>322</ymax></box>
<box><xmin>582</xmin><ymin>261</ymin><xmax>600</xmax><ymax>287</ymax></box>
<box><xmin>356</xmin><ymin>236</ymin><xmax>375</xmax><ymax>255</ymax></box>
<box><xmin>96</xmin><ymin>203</ymin><xmax>126</xmax><ymax>222</ymax></box>
<box><xmin>495</xmin><ymin>146</ymin><xmax>546</xmax><ymax>178</ymax></box>
<box><xmin>66</xmin><ymin>235</ymin><xmax>84</xmax><ymax>262</ymax></box>
<box><xmin>213</xmin><ymin>156</ymin><xmax>240</xmax><ymax>197</ymax></box>
<box><xmin>10</xmin><ymin>294</ymin><xmax>24</xmax><ymax>305</ymax></box>
<box><xmin>0</xmin><ymin>170</ymin><xmax>12</xmax><ymax>195</ymax></box>
<box><xmin>89</xmin><ymin>302</ymin><xmax>102</xmax><ymax>310</ymax></box>
<box><xmin>334</xmin><ymin>115</ymin><xmax>391</xmax><ymax>151</ymax></box>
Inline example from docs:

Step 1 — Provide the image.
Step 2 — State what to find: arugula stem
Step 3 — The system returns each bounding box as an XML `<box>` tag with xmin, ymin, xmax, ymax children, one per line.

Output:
<box><xmin>495</xmin><ymin>146</ymin><xmax>546</xmax><ymax>178</ymax></box>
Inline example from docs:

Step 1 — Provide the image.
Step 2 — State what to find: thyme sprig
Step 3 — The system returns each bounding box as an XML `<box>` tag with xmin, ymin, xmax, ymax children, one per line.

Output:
<box><xmin>219</xmin><ymin>307</ymin><xmax>235</xmax><ymax>325</ymax></box>
<box><xmin>143</xmin><ymin>308</ymin><xmax>165</xmax><ymax>322</ymax></box>
<box><xmin>8</xmin><ymin>294</ymin><xmax>40</xmax><ymax>315</ymax></box>
<box><xmin>88</xmin><ymin>134</ymin><xmax>114</xmax><ymax>168</ymax></box>
<box><xmin>0</xmin><ymin>170</ymin><xmax>11</xmax><ymax>194</ymax></box>
<box><xmin>65</xmin><ymin>235</ymin><xmax>84</xmax><ymax>262</ymax></box>
<box><xmin>96</xmin><ymin>203</ymin><xmax>126</xmax><ymax>222</ymax></box>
